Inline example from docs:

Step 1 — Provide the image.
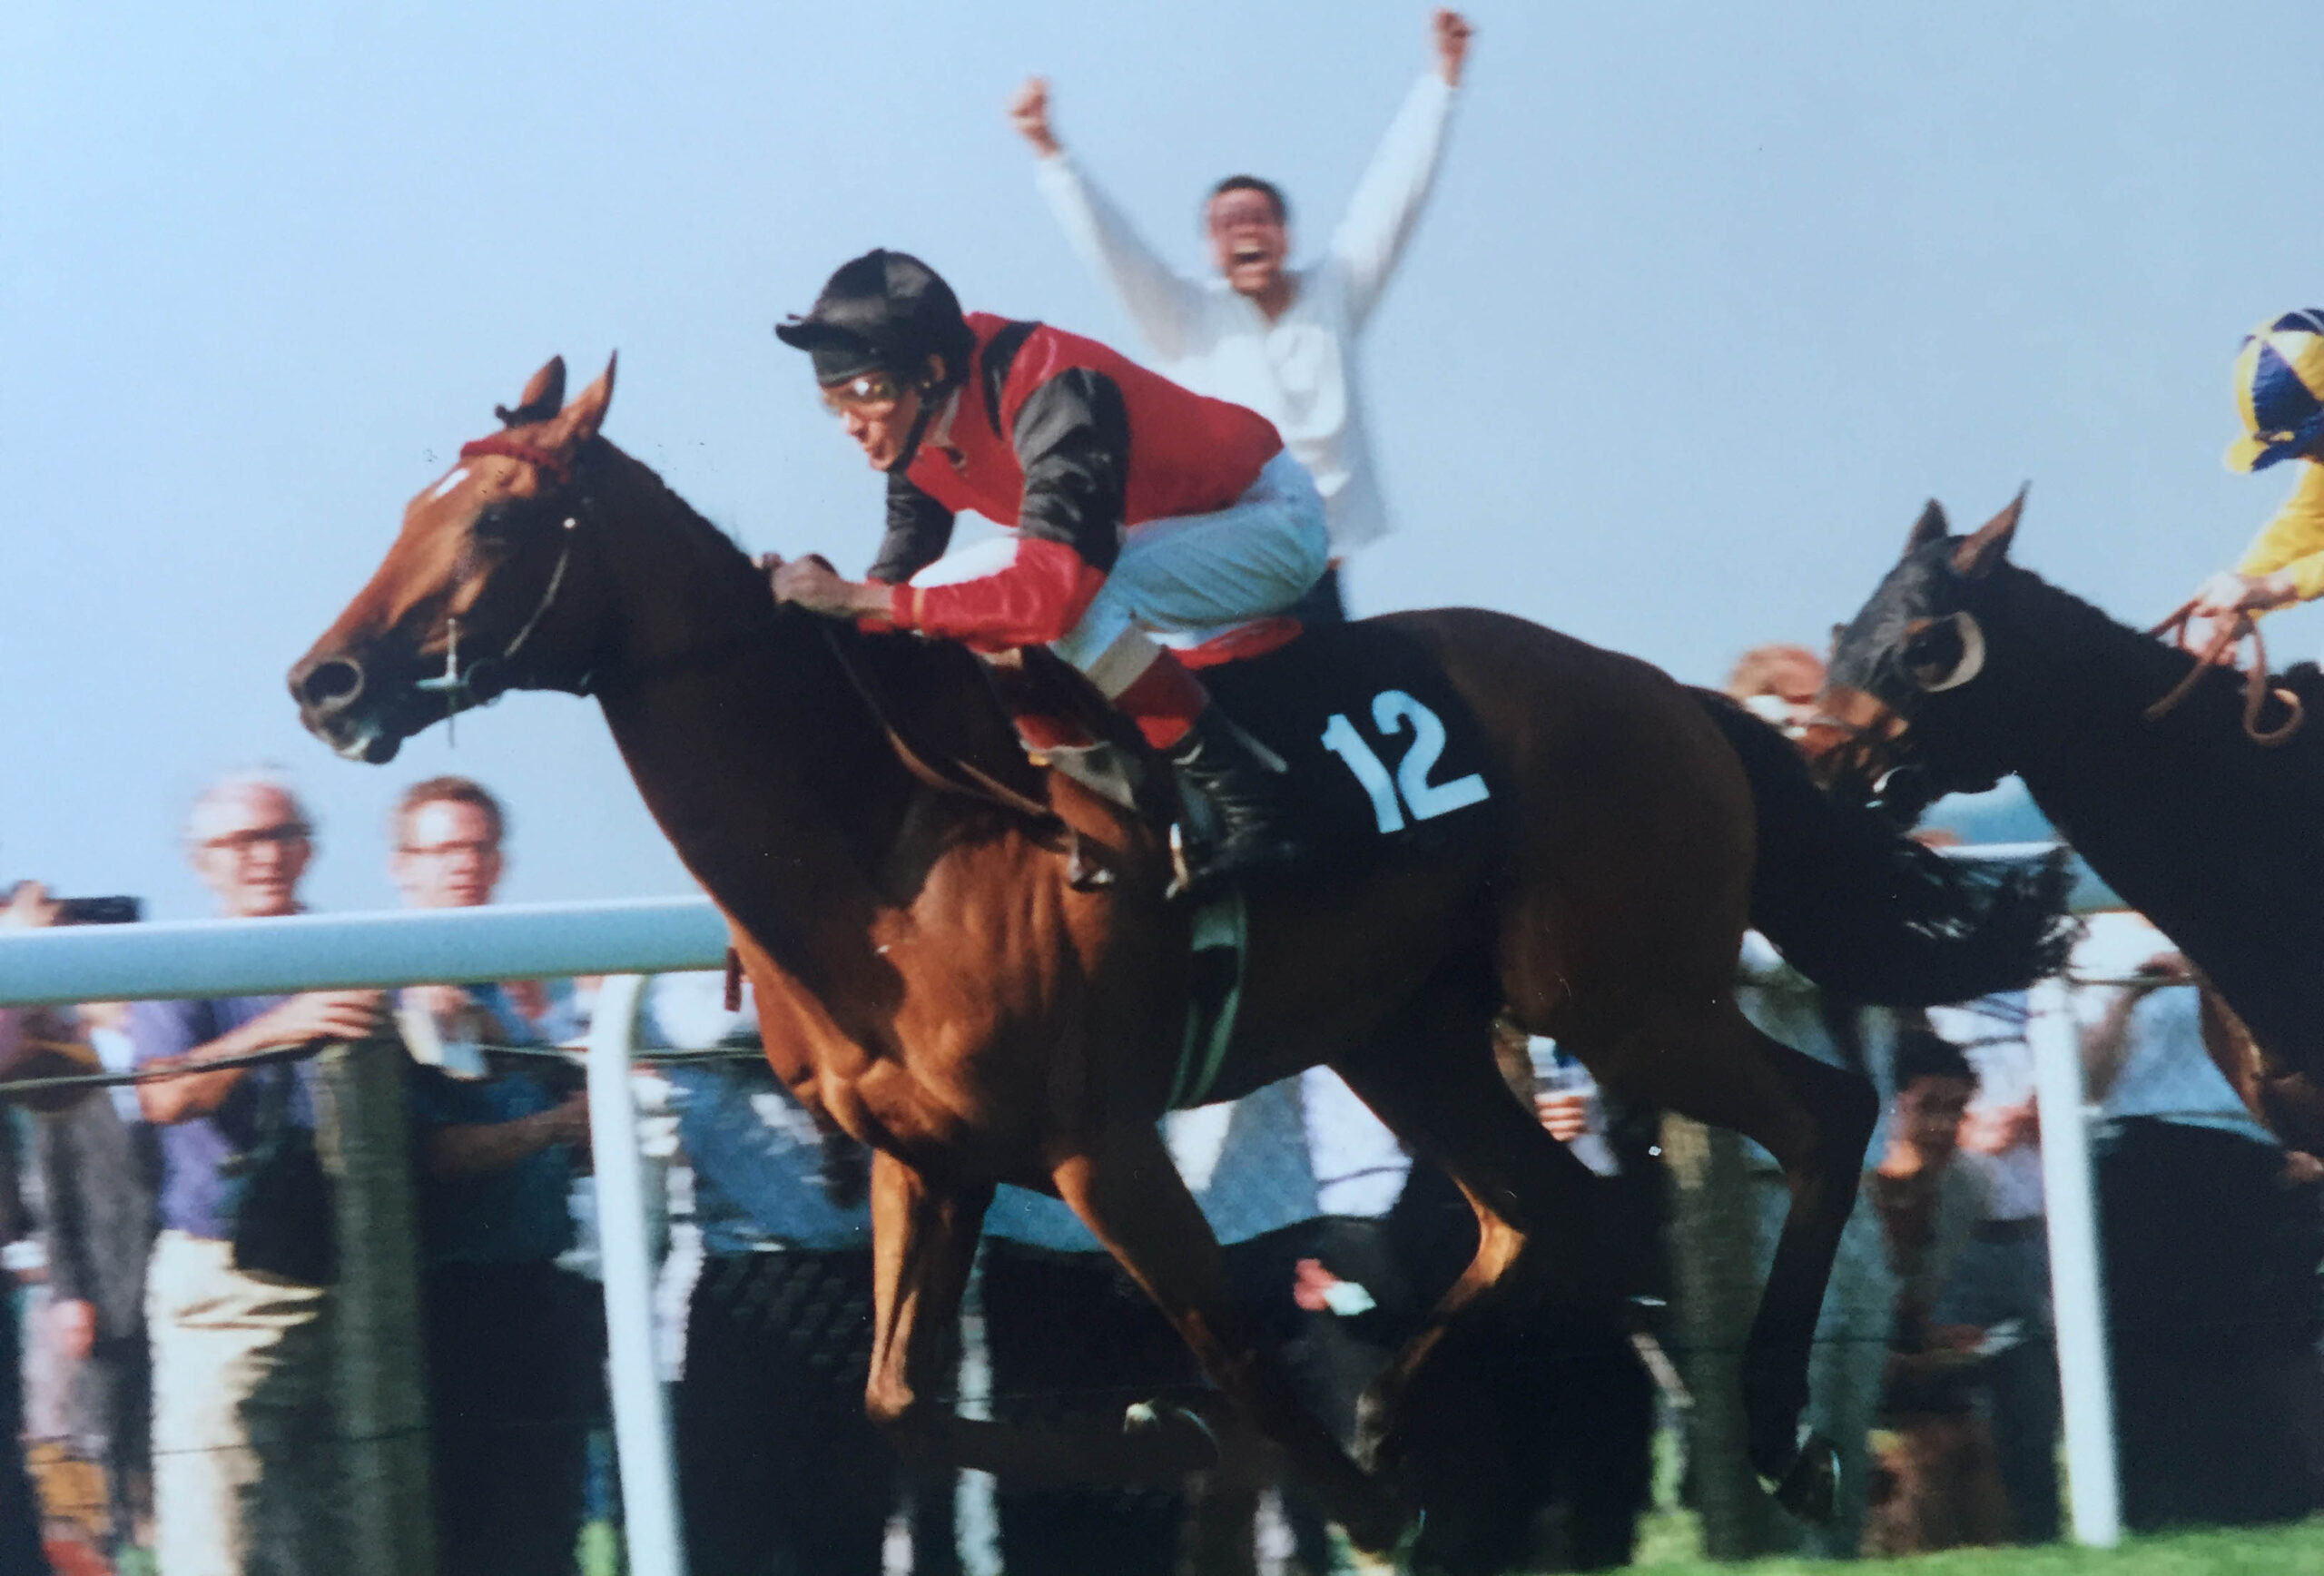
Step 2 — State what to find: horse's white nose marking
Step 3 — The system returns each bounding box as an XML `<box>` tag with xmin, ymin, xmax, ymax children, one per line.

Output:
<box><xmin>428</xmin><ymin>467</ymin><xmax>470</xmax><ymax>502</ymax></box>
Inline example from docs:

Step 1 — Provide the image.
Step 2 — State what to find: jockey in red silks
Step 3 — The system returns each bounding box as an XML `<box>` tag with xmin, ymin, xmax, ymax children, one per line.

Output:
<box><xmin>768</xmin><ymin>248</ymin><xmax>1330</xmax><ymax>889</ymax></box>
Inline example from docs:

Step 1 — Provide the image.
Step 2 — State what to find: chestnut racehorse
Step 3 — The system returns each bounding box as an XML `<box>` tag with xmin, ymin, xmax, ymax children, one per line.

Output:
<box><xmin>290</xmin><ymin>357</ymin><xmax>2067</xmax><ymax>1558</ymax></box>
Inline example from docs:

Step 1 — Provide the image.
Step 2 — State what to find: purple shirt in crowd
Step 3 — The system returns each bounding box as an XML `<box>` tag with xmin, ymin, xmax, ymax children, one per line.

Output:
<box><xmin>129</xmin><ymin>994</ymin><xmax>310</xmax><ymax>1240</ymax></box>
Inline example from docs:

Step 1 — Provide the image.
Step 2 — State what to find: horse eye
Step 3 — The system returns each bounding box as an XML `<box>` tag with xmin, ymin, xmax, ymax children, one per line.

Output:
<box><xmin>471</xmin><ymin>503</ymin><xmax>524</xmax><ymax>547</ymax></box>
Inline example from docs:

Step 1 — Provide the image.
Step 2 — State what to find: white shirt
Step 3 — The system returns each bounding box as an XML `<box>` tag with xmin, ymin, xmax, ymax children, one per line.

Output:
<box><xmin>1300</xmin><ymin>1066</ymin><xmax>1412</xmax><ymax>1218</ymax></box>
<box><xmin>1034</xmin><ymin>72</ymin><xmax>1459</xmax><ymax>557</ymax></box>
<box><xmin>2072</xmin><ymin>911</ymin><xmax>2275</xmax><ymax>1146</ymax></box>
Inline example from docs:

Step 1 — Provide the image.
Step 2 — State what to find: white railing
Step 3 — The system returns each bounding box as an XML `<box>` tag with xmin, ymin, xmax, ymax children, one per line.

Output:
<box><xmin>0</xmin><ymin>899</ymin><xmax>726</xmax><ymax>1576</ymax></box>
<box><xmin>0</xmin><ymin>873</ymin><xmax>2128</xmax><ymax>1560</ymax></box>
<box><xmin>0</xmin><ymin>897</ymin><xmax>730</xmax><ymax>1006</ymax></box>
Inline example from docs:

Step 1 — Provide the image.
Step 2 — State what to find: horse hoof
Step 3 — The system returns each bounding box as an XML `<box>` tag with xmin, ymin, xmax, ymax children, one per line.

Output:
<box><xmin>1757</xmin><ymin>1428</ymin><xmax>1840</xmax><ymax>1524</ymax></box>
<box><xmin>1119</xmin><ymin>1400</ymin><xmax>1219</xmax><ymax>1473</ymax></box>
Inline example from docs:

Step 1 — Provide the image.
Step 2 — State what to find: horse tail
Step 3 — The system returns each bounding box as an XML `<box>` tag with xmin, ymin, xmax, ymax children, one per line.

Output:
<box><xmin>1691</xmin><ymin>688</ymin><xmax>2074</xmax><ymax>1006</ymax></box>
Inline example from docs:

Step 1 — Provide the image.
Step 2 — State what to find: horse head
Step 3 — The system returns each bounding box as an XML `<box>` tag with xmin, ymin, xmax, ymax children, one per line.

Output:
<box><xmin>290</xmin><ymin>355</ymin><xmax>621</xmax><ymax>762</ymax></box>
<box><xmin>1817</xmin><ymin>488</ymin><xmax>2028</xmax><ymax>820</ymax></box>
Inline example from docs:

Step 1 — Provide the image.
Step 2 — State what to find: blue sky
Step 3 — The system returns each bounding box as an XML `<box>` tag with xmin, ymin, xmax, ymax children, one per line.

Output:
<box><xmin>2</xmin><ymin>2</ymin><xmax>2313</xmax><ymax>917</ymax></box>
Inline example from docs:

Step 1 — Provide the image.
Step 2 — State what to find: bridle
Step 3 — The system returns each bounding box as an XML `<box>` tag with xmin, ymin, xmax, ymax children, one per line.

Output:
<box><xmin>1804</xmin><ymin>687</ymin><xmax>1933</xmax><ymax>813</ymax></box>
<box><xmin>417</xmin><ymin>435</ymin><xmax>595</xmax><ymax>733</ymax></box>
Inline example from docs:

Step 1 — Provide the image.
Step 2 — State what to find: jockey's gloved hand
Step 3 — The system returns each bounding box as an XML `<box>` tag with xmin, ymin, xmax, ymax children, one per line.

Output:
<box><xmin>768</xmin><ymin>556</ymin><xmax>890</xmax><ymax>620</ymax></box>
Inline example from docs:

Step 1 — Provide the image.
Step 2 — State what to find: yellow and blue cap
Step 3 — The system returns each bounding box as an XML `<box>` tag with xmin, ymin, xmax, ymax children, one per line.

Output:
<box><xmin>2227</xmin><ymin>309</ymin><xmax>2324</xmax><ymax>473</ymax></box>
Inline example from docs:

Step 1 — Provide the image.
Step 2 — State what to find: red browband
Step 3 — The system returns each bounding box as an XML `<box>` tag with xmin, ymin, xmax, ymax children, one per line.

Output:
<box><xmin>458</xmin><ymin>435</ymin><xmax>572</xmax><ymax>485</ymax></box>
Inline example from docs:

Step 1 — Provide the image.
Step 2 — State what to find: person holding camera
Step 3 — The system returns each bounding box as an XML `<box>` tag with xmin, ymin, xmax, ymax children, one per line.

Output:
<box><xmin>130</xmin><ymin>773</ymin><xmax>380</xmax><ymax>1576</ymax></box>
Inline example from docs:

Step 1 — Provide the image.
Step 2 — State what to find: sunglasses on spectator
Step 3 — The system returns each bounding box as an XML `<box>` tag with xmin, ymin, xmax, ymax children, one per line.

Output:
<box><xmin>399</xmin><ymin>839</ymin><xmax>498</xmax><ymax>860</ymax></box>
<box><xmin>201</xmin><ymin>824</ymin><xmax>312</xmax><ymax>854</ymax></box>
<box><xmin>820</xmin><ymin>370</ymin><xmax>904</xmax><ymax>419</ymax></box>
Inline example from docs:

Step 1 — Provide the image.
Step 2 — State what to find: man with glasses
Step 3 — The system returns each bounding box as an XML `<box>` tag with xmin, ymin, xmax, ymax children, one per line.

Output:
<box><xmin>131</xmin><ymin>773</ymin><xmax>379</xmax><ymax>1576</ymax></box>
<box><xmin>389</xmin><ymin>776</ymin><xmax>597</xmax><ymax>1576</ymax></box>
<box><xmin>1007</xmin><ymin>9</ymin><xmax>1472</xmax><ymax>622</ymax></box>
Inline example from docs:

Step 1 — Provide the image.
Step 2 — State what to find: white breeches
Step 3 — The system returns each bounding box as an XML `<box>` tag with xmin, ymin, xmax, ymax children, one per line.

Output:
<box><xmin>910</xmin><ymin>448</ymin><xmax>1328</xmax><ymax>696</ymax></box>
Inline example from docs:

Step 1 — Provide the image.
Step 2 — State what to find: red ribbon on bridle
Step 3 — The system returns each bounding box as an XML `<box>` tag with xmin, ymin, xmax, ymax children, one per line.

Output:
<box><xmin>458</xmin><ymin>435</ymin><xmax>572</xmax><ymax>487</ymax></box>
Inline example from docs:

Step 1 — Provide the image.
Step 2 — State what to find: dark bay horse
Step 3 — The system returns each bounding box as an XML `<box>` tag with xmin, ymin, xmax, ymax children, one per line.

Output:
<box><xmin>1823</xmin><ymin>493</ymin><xmax>2324</xmax><ymax>1150</ymax></box>
<box><xmin>290</xmin><ymin>358</ymin><xmax>2068</xmax><ymax>1557</ymax></box>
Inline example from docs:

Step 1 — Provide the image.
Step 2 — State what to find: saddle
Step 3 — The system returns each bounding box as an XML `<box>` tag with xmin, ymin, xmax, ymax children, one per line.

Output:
<box><xmin>838</xmin><ymin>616</ymin><xmax>1502</xmax><ymax>887</ymax></box>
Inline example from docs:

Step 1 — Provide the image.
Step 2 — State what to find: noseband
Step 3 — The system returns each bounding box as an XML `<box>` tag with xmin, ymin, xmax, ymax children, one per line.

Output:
<box><xmin>417</xmin><ymin>436</ymin><xmax>593</xmax><ymax>734</ymax></box>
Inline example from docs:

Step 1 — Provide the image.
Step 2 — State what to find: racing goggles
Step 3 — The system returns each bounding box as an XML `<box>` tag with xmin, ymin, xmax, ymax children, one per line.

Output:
<box><xmin>819</xmin><ymin>369</ymin><xmax>905</xmax><ymax>419</ymax></box>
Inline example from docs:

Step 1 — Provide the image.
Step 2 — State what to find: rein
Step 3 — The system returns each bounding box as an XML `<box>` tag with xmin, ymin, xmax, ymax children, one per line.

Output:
<box><xmin>816</xmin><ymin>624</ymin><xmax>1059</xmax><ymax>826</ymax></box>
<box><xmin>443</xmin><ymin>432</ymin><xmax>1108</xmax><ymax>880</ymax></box>
<box><xmin>2143</xmin><ymin>600</ymin><xmax>2305</xmax><ymax>747</ymax></box>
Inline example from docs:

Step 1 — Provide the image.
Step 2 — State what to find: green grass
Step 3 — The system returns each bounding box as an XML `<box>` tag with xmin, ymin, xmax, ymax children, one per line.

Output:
<box><xmin>576</xmin><ymin>1506</ymin><xmax>2324</xmax><ymax>1575</ymax></box>
<box><xmin>1621</xmin><ymin>1515</ymin><xmax>2324</xmax><ymax>1573</ymax></box>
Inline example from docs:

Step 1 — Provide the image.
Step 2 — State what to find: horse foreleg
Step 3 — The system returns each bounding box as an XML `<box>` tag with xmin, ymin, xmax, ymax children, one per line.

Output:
<box><xmin>863</xmin><ymin>1149</ymin><xmax>992</xmax><ymax>1457</ymax></box>
<box><xmin>1050</xmin><ymin>1125</ymin><xmax>1410</xmax><ymax>1553</ymax></box>
<box><xmin>1621</xmin><ymin>1003</ymin><xmax>1878</xmax><ymax>1520</ymax></box>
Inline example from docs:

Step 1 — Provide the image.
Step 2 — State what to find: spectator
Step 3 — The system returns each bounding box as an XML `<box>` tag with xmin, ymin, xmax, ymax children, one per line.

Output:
<box><xmin>1289</xmin><ymin>1067</ymin><xmax>1414</xmax><ymax>1463</ymax></box>
<box><xmin>2073</xmin><ymin>911</ymin><xmax>2324</xmax><ymax>1530</ymax></box>
<box><xmin>34</xmin><ymin>996</ymin><xmax>162</xmax><ymax>1568</ymax></box>
<box><xmin>130</xmin><ymin>773</ymin><xmax>379</xmax><ymax>1576</ymax></box>
<box><xmin>1008</xmin><ymin>9</ymin><xmax>1473</xmax><ymax>620</ymax></box>
<box><xmin>389</xmin><ymin>776</ymin><xmax>598</xmax><ymax>1576</ymax></box>
<box><xmin>646</xmin><ymin>971</ymin><xmax>904</xmax><ymax>1576</ymax></box>
<box><xmin>1861</xmin><ymin>1027</ymin><xmax>2012</xmax><ymax>1555</ymax></box>
<box><xmin>1725</xmin><ymin>644</ymin><xmax>1827</xmax><ymax>742</ymax></box>
<box><xmin>1</xmin><ymin>881</ymin><xmax>60</xmax><ymax>1575</ymax></box>
<box><xmin>1928</xmin><ymin>992</ymin><xmax>2060</xmax><ymax>1544</ymax></box>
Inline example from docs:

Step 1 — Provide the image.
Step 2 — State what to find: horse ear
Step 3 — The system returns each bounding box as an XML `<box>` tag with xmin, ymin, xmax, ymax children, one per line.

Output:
<box><xmin>495</xmin><ymin>357</ymin><xmax>566</xmax><ymax>428</ymax></box>
<box><xmin>1905</xmin><ymin>499</ymin><xmax>1949</xmax><ymax>557</ymax></box>
<box><xmin>543</xmin><ymin>353</ymin><xmax>617</xmax><ymax>451</ymax></box>
<box><xmin>1952</xmin><ymin>484</ymin><xmax>2027</xmax><ymax>580</ymax></box>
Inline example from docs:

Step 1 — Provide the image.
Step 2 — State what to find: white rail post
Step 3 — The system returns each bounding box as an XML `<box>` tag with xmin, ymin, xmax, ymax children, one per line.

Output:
<box><xmin>587</xmin><ymin>973</ymin><xmax>689</xmax><ymax>1576</ymax></box>
<box><xmin>2026</xmin><ymin>975</ymin><xmax>2121</xmax><ymax>1547</ymax></box>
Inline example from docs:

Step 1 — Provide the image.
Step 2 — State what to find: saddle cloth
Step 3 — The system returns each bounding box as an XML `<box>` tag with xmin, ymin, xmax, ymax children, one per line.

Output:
<box><xmin>1196</xmin><ymin>618</ymin><xmax>1502</xmax><ymax>865</ymax></box>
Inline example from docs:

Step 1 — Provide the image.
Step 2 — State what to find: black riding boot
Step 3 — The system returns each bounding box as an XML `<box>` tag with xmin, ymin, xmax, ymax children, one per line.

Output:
<box><xmin>1167</xmin><ymin>704</ymin><xmax>1307</xmax><ymax>891</ymax></box>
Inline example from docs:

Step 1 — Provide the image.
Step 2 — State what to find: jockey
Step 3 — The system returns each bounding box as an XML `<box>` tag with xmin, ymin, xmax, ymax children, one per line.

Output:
<box><xmin>766</xmin><ymin>249</ymin><xmax>1331</xmax><ymax>888</ymax></box>
<box><xmin>2191</xmin><ymin>310</ymin><xmax>2324</xmax><ymax>622</ymax></box>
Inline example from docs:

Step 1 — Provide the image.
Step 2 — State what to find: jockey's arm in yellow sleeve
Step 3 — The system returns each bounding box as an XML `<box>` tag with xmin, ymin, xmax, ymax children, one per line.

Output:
<box><xmin>2231</xmin><ymin>460</ymin><xmax>2324</xmax><ymax>608</ymax></box>
<box><xmin>2195</xmin><ymin>458</ymin><xmax>2324</xmax><ymax>617</ymax></box>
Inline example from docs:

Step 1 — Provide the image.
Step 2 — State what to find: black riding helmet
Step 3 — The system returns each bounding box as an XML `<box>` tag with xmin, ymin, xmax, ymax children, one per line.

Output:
<box><xmin>776</xmin><ymin>250</ymin><xmax>975</xmax><ymax>470</ymax></box>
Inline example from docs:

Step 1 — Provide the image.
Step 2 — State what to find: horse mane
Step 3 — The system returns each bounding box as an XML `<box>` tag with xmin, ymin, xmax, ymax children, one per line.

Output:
<box><xmin>1991</xmin><ymin>560</ymin><xmax>2319</xmax><ymax>739</ymax></box>
<box><xmin>1973</xmin><ymin>559</ymin><xmax>2324</xmax><ymax>949</ymax></box>
<box><xmin>595</xmin><ymin>439</ymin><xmax>1053</xmax><ymax>819</ymax></box>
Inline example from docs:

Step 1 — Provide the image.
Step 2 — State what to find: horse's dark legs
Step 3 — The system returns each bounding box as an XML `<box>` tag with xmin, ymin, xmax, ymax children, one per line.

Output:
<box><xmin>1049</xmin><ymin>1123</ymin><xmax>1409</xmax><ymax>1552</ymax></box>
<box><xmin>1610</xmin><ymin>1001</ymin><xmax>1877</xmax><ymax>1512</ymax></box>
<box><xmin>1326</xmin><ymin>993</ymin><xmax>1611</xmax><ymax>1473</ymax></box>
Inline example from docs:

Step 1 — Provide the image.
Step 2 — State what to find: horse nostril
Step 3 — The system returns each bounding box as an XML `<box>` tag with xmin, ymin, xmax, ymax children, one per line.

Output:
<box><xmin>299</xmin><ymin>657</ymin><xmax>365</xmax><ymax>711</ymax></box>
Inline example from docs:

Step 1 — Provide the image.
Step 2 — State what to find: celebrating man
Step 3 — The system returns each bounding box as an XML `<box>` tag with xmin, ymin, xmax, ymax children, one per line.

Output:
<box><xmin>1008</xmin><ymin>9</ymin><xmax>1473</xmax><ymax>618</ymax></box>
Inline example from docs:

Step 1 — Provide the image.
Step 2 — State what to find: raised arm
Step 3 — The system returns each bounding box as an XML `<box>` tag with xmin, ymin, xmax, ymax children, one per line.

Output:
<box><xmin>1329</xmin><ymin>10</ymin><xmax>1471</xmax><ymax>330</ymax></box>
<box><xmin>1011</xmin><ymin>76</ymin><xmax>1208</xmax><ymax>362</ymax></box>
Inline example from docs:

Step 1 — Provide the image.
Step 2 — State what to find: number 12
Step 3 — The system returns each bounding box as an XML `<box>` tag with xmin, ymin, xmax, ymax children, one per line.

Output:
<box><xmin>1320</xmin><ymin>690</ymin><xmax>1491</xmax><ymax>834</ymax></box>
